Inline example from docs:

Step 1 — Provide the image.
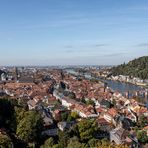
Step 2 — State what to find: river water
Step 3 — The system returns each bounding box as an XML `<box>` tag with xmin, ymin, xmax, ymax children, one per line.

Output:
<box><xmin>66</xmin><ymin>69</ymin><xmax>148</xmax><ymax>107</ymax></box>
<box><xmin>96</xmin><ymin>78</ymin><xmax>143</xmax><ymax>93</ymax></box>
<box><xmin>66</xmin><ymin>69</ymin><xmax>142</xmax><ymax>91</ymax></box>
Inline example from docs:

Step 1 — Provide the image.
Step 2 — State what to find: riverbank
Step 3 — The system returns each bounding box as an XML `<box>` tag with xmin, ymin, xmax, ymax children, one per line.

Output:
<box><xmin>91</xmin><ymin>73</ymin><xmax>147</xmax><ymax>88</ymax></box>
<box><xmin>66</xmin><ymin>69</ymin><xmax>148</xmax><ymax>107</ymax></box>
<box><xmin>106</xmin><ymin>77</ymin><xmax>147</xmax><ymax>88</ymax></box>
<box><xmin>66</xmin><ymin>69</ymin><xmax>145</xmax><ymax>93</ymax></box>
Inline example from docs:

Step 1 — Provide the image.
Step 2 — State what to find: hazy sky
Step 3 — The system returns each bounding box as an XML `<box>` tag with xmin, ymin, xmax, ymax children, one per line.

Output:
<box><xmin>0</xmin><ymin>0</ymin><xmax>148</xmax><ymax>66</ymax></box>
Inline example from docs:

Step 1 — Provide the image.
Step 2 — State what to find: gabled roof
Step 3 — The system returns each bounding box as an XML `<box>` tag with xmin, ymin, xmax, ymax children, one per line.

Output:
<box><xmin>107</xmin><ymin>108</ymin><xmax>118</xmax><ymax>117</ymax></box>
<box><xmin>27</xmin><ymin>99</ymin><xmax>38</xmax><ymax>107</ymax></box>
<box><xmin>97</xmin><ymin>118</ymin><xmax>110</xmax><ymax>125</ymax></box>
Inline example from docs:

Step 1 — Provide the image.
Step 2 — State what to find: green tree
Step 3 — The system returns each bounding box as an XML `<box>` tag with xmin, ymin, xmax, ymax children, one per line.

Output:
<box><xmin>112</xmin><ymin>99</ymin><xmax>116</xmax><ymax>107</ymax></box>
<box><xmin>67</xmin><ymin>136</ymin><xmax>84</xmax><ymax>148</ymax></box>
<box><xmin>88</xmin><ymin>138</ymin><xmax>98</xmax><ymax>147</ymax></box>
<box><xmin>100</xmin><ymin>138</ymin><xmax>110</xmax><ymax>147</ymax></box>
<box><xmin>111</xmin><ymin>56</ymin><xmax>148</xmax><ymax>79</ymax></box>
<box><xmin>41</xmin><ymin>137</ymin><xmax>54</xmax><ymax>148</ymax></box>
<box><xmin>138</xmin><ymin>115</ymin><xmax>148</xmax><ymax>128</ymax></box>
<box><xmin>85</xmin><ymin>100</ymin><xmax>95</xmax><ymax>106</ymax></box>
<box><xmin>67</xmin><ymin>114</ymin><xmax>74</xmax><ymax>122</ymax></box>
<box><xmin>16</xmin><ymin>110</ymin><xmax>43</xmax><ymax>143</ymax></box>
<box><xmin>61</xmin><ymin>112</ymin><xmax>68</xmax><ymax>121</ymax></box>
<box><xmin>58</xmin><ymin>130</ymin><xmax>70</xmax><ymax>148</ymax></box>
<box><xmin>137</xmin><ymin>130</ymin><xmax>148</xmax><ymax>143</ymax></box>
<box><xmin>17</xmin><ymin>98</ymin><xmax>28</xmax><ymax>109</ymax></box>
<box><xmin>52</xmin><ymin>144</ymin><xmax>60</xmax><ymax>148</ymax></box>
<box><xmin>0</xmin><ymin>133</ymin><xmax>13</xmax><ymax>148</ymax></box>
<box><xmin>14</xmin><ymin>106</ymin><xmax>26</xmax><ymax>125</ymax></box>
<box><xmin>71</xmin><ymin>111</ymin><xmax>79</xmax><ymax>119</ymax></box>
<box><xmin>67</xmin><ymin>111</ymin><xmax>79</xmax><ymax>121</ymax></box>
<box><xmin>77</xmin><ymin>119</ymin><xmax>98</xmax><ymax>142</ymax></box>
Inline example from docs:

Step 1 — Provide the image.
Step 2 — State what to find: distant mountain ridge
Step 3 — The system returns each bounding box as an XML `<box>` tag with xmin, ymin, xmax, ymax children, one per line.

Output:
<box><xmin>111</xmin><ymin>56</ymin><xmax>148</xmax><ymax>79</ymax></box>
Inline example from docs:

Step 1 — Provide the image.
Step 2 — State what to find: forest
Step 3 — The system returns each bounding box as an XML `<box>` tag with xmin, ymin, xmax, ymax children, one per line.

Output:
<box><xmin>0</xmin><ymin>98</ymin><xmax>131</xmax><ymax>148</ymax></box>
<box><xmin>111</xmin><ymin>56</ymin><xmax>148</xmax><ymax>79</ymax></box>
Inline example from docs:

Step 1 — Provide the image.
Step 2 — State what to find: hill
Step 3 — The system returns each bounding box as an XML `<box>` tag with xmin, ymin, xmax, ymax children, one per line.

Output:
<box><xmin>111</xmin><ymin>56</ymin><xmax>148</xmax><ymax>79</ymax></box>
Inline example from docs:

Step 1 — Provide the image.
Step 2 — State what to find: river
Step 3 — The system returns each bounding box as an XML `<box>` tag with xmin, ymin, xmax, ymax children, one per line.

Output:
<box><xmin>66</xmin><ymin>69</ymin><xmax>148</xmax><ymax>107</ymax></box>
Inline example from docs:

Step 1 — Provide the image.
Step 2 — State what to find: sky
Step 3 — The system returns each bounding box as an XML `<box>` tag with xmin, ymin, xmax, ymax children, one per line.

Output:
<box><xmin>0</xmin><ymin>0</ymin><xmax>148</xmax><ymax>66</ymax></box>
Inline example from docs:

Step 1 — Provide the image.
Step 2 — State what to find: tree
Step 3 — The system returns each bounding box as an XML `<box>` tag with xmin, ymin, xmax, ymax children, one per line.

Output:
<box><xmin>100</xmin><ymin>138</ymin><xmax>110</xmax><ymax>147</ymax></box>
<box><xmin>0</xmin><ymin>133</ymin><xmax>13</xmax><ymax>148</ymax></box>
<box><xmin>68</xmin><ymin>92</ymin><xmax>76</xmax><ymax>100</ymax></box>
<box><xmin>0</xmin><ymin>98</ymin><xmax>14</xmax><ymax>129</ymax></box>
<box><xmin>67</xmin><ymin>114</ymin><xmax>74</xmax><ymax>122</ymax></box>
<box><xmin>61</xmin><ymin>112</ymin><xmax>68</xmax><ymax>121</ymax></box>
<box><xmin>67</xmin><ymin>136</ymin><xmax>84</xmax><ymax>148</ymax></box>
<box><xmin>52</xmin><ymin>144</ymin><xmax>60</xmax><ymax>148</ymax></box>
<box><xmin>137</xmin><ymin>130</ymin><xmax>148</xmax><ymax>143</ymax></box>
<box><xmin>88</xmin><ymin>138</ymin><xmax>98</xmax><ymax>147</ymax></box>
<box><xmin>77</xmin><ymin>119</ymin><xmax>98</xmax><ymax>142</ymax></box>
<box><xmin>42</xmin><ymin>137</ymin><xmax>54</xmax><ymax>148</ymax></box>
<box><xmin>14</xmin><ymin>106</ymin><xmax>26</xmax><ymax>125</ymax></box>
<box><xmin>16</xmin><ymin>110</ymin><xmax>43</xmax><ymax>143</ymax></box>
<box><xmin>112</xmin><ymin>99</ymin><xmax>116</xmax><ymax>107</ymax></box>
<box><xmin>111</xmin><ymin>56</ymin><xmax>148</xmax><ymax>79</ymax></box>
<box><xmin>85</xmin><ymin>100</ymin><xmax>95</xmax><ymax>106</ymax></box>
<box><xmin>138</xmin><ymin>115</ymin><xmax>148</xmax><ymax>128</ymax></box>
<box><xmin>71</xmin><ymin>111</ymin><xmax>79</xmax><ymax>119</ymax></box>
<box><xmin>58</xmin><ymin>130</ymin><xmax>70</xmax><ymax>148</ymax></box>
<box><xmin>67</xmin><ymin>111</ymin><xmax>79</xmax><ymax>122</ymax></box>
<box><xmin>17</xmin><ymin>98</ymin><xmax>28</xmax><ymax>109</ymax></box>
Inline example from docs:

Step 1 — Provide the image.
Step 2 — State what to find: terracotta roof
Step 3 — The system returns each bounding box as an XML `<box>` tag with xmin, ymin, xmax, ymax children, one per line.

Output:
<box><xmin>27</xmin><ymin>99</ymin><xmax>37</xmax><ymax>107</ymax></box>
<box><xmin>97</xmin><ymin>118</ymin><xmax>110</xmax><ymax>125</ymax></box>
<box><xmin>107</xmin><ymin>108</ymin><xmax>118</xmax><ymax>117</ymax></box>
<box><xmin>96</xmin><ymin>107</ymin><xmax>104</xmax><ymax>113</ymax></box>
<box><xmin>143</xmin><ymin>126</ymin><xmax>148</xmax><ymax>130</ymax></box>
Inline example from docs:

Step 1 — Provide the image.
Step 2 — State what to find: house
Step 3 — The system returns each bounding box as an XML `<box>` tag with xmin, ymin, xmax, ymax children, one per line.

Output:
<box><xmin>58</xmin><ymin>121</ymin><xmax>76</xmax><ymax>131</ymax></box>
<box><xmin>40</xmin><ymin>109</ymin><xmax>53</xmax><ymax>127</ymax></box>
<box><xmin>104</xmin><ymin>108</ymin><xmax>117</xmax><ymax>124</ymax></box>
<box><xmin>27</xmin><ymin>99</ymin><xmax>38</xmax><ymax>110</ymax></box>
<box><xmin>110</xmin><ymin>127</ymin><xmax>129</xmax><ymax>145</ymax></box>
<box><xmin>1</xmin><ymin>73</ymin><xmax>7</xmax><ymax>81</ymax></box>
<box><xmin>121</xmin><ymin>118</ymin><xmax>133</xmax><ymax>130</ymax></box>
<box><xmin>115</xmin><ymin>116</ymin><xmax>134</xmax><ymax>130</ymax></box>
<box><xmin>96</xmin><ymin>107</ymin><xmax>106</xmax><ymax>116</ymax></box>
<box><xmin>143</xmin><ymin>126</ymin><xmax>148</xmax><ymax>136</ymax></box>
<box><xmin>93</xmin><ymin>99</ymin><xmax>100</xmax><ymax>106</ymax></box>
<box><xmin>4</xmin><ymin>89</ymin><xmax>14</xmax><ymax>97</ymax></box>
<box><xmin>61</xmin><ymin>98</ymin><xmax>74</xmax><ymax>108</ymax></box>
<box><xmin>53</xmin><ymin>109</ymin><xmax>61</xmax><ymax>121</ymax></box>
<box><xmin>58</xmin><ymin>122</ymin><xmax>67</xmax><ymax>131</ymax></box>
<box><xmin>18</xmin><ymin>76</ymin><xmax>34</xmax><ymax>83</ymax></box>
<box><xmin>127</xmin><ymin>108</ymin><xmax>138</xmax><ymax>122</ymax></box>
<box><xmin>73</xmin><ymin>103</ymin><xmax>97</xmax><ymax>118</ymax></box>
<box><xmin>124</xmin><ymin>100</ymin><xmax>130</xmax><ymax>106</ymax></box>
<box><xmin>95</xmin><ymin>130</ymin><xmax>110</xmax><ymax>139</ymax></box>
<box><xmin>41</xmin><ymin>128</ymin><xmax>58</xmax><ymax>136</ymax></box>
<box><xmin>100</xmin><ymin>99</ymin><xmax>111</xmax><ymax>108</ymax></box>
<box><xmin>52</xmin><ymin>108</ymin><xmax>70</xmax><ymax>121</ymax></box>
<box><xmin>97</xmin><ymin>118</ymin><xmax>112</xmax><ymax>131</ymax></box>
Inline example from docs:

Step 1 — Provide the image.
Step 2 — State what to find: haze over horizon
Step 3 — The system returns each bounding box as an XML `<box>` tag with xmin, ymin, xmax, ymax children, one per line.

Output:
<box><xmin>0</xmin><ymin>0</ymin><xmax>148</xmax><ymax>66</ymax></box>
